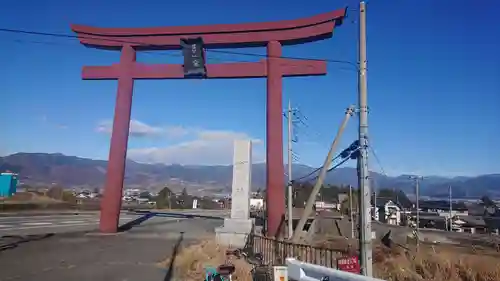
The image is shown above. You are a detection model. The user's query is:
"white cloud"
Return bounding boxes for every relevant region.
[96,119,176,138]
[164,125,190,138]
[96,119,263,165]
[41,115,68,130]
[128,128,263,165]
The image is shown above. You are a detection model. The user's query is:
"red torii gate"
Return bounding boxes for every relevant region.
[71,8,346,236]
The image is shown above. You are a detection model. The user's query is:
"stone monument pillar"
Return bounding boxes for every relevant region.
[215,139,254,248]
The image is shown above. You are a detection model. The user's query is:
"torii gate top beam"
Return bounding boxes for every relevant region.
[71,8,346,50]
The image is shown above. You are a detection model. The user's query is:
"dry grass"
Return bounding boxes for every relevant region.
[373,243,500,281]
[157,239,253,281]
[316,234,500,281]
[158,237,500,281]
[3,192,60,202]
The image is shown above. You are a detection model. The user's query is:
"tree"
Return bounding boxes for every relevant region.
[156,186,173,209]
[292,181,313,208]
[139,191,151,199]
[255,188,263,198]
[62,191,77,204]
[46,186,64,200]
[481,195,495,207]
[340,192,359,215]
[181,187,188,197]
[198,197,221,209]
[377,188,412,209]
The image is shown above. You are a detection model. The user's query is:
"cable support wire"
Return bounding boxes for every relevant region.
[291,139,360,183]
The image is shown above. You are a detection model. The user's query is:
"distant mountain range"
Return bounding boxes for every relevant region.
[1,153,499,198]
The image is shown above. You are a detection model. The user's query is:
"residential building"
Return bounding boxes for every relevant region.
[250,198,264,210]
[418,200,468,216]
[373,198,402,225]
[452,216,488,234]
[315,201,339,211]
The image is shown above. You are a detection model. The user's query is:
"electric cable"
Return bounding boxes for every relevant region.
[0,27,357,69]
[368,143,387,177]
[292,140,360,183]
[368,142,407,207]
[5,37,255,64]
[301,146,360,183]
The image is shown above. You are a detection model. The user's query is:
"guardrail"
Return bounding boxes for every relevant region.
[286,258,386,281]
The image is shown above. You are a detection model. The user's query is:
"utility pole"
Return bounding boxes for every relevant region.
[357,1,373,276]
[287,100,294,239]
[291,105,355,243]
[371,179,377,219]
[409,175,423,249]
[349,184,355,239]
[449,185,452,231]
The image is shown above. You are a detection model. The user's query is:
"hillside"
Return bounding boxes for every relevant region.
[0,153,498,198]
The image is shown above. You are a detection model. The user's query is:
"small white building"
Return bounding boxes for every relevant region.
[314,201,339,211]
[374,199,402,226]
[124,188,141,197]
[250,198,264,210]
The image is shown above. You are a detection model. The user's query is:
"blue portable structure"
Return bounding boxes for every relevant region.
[0,172,18,198]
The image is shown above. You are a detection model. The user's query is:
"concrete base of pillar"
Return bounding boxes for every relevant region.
[215,218,254,248]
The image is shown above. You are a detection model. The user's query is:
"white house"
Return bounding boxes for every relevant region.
[314,201,339,211]
[250,198,264,210]
[373,199,402,226]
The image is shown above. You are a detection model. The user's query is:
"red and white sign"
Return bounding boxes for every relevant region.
[337,256,360,274]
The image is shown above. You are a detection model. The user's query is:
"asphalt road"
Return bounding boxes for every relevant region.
[0,213,141,236]
[0,209,229,236]
[0,216,225,281]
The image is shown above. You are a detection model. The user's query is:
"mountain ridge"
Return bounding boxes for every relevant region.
[1,152,498,198]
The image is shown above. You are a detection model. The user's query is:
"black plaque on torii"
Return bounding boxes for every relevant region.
[181,37,207,78]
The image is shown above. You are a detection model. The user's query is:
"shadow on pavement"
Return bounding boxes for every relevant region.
[118,211,224,233]
[118,213,156,232]
[163,232,184,281]
[126,218,185,229]
[0,233,55,252]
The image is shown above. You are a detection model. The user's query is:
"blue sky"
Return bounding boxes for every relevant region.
[0,0,498,177]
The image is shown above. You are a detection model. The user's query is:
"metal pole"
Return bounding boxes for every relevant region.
[357,1,372,276]
[372,183,377,219]
[416,178,420,249]
[449,185,452,231]
[287,100,294,239]
[349,184,355,239]
[291,106,355,243]
[409,175,423,249]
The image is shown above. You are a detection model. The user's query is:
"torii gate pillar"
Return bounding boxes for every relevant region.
[266,40,284,236]
[99,45,136,232]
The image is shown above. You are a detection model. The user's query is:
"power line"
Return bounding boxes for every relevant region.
[292,140,360,183]
[368,143,406,208]
[285,106,335,150]
[283,107,304,143]
[368,144,387,177]
[0,27,358,69]
[6,37,255,64]
[209,49,358,68]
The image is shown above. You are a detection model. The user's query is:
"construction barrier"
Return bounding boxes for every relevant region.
[286,258,386,281]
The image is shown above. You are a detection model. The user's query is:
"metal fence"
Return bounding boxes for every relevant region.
[247,233,343,268]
